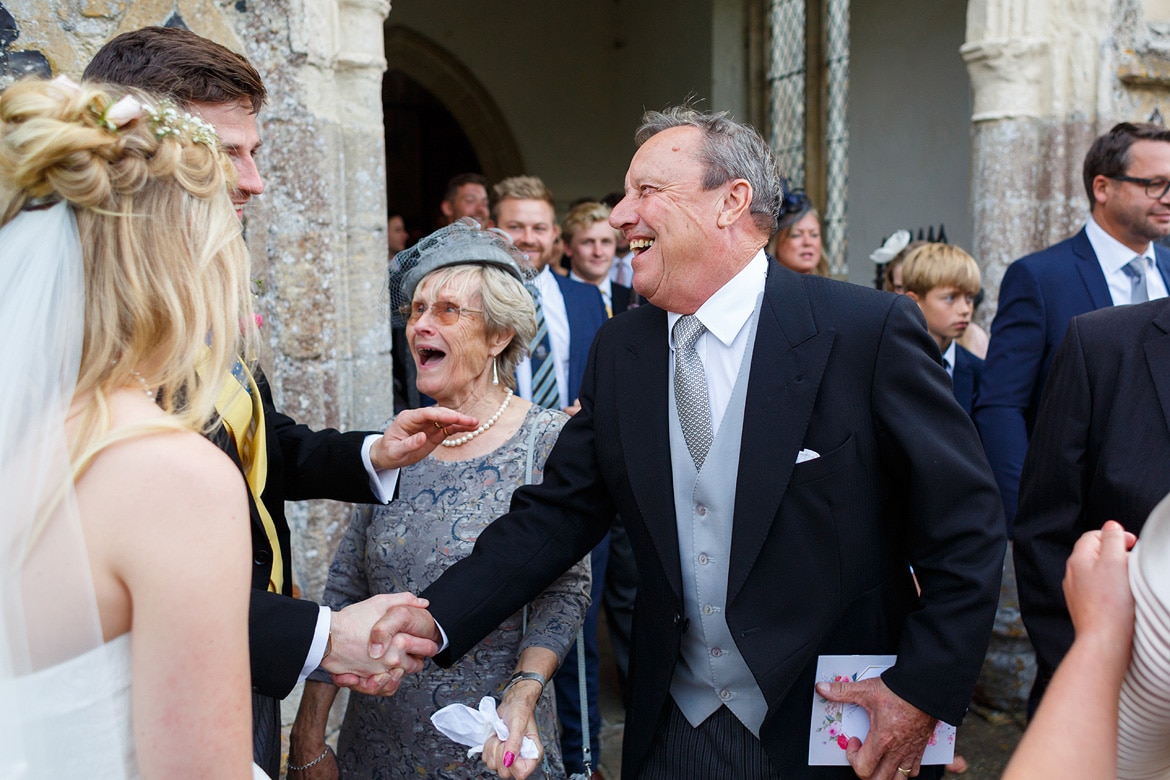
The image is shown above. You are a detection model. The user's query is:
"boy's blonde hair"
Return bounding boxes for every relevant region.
[562,201,615,243]
[900,243,981,297]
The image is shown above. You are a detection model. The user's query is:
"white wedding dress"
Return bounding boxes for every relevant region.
[0,633,269,779]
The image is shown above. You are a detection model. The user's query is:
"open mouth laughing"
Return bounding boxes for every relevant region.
[630,238,655,254]
[416,346,446,366]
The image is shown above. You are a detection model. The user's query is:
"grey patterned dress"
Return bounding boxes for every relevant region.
[322,406,590,779]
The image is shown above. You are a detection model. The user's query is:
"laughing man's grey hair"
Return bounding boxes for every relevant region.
[635,106,784,235]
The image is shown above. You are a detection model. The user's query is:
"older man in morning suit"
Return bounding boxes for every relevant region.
[368,107,1005,780]
[975,123,1170,533]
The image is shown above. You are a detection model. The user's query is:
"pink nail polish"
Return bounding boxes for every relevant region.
[503,751,515,768]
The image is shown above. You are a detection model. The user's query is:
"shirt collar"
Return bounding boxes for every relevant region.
[667,250,768,348]
[941,339,957,374]
[569,271,611,297]
[1086,215,1156,274]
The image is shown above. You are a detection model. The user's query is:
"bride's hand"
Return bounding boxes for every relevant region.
[482,684,543,780]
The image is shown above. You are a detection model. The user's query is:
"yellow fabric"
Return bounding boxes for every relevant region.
[605,300,613,318]
[215,357,284,593]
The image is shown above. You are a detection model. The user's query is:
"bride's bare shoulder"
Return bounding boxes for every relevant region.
[76,390,246,517]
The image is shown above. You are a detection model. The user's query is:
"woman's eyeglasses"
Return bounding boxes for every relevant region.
[400,300,483,326]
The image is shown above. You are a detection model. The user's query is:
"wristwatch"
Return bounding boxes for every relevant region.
[502,670,547,697]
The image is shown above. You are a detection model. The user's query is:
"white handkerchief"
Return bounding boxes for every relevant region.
[430,696,540,759]
[796,448,821,464]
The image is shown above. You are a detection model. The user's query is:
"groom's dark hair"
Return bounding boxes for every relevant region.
[83,26,266,113]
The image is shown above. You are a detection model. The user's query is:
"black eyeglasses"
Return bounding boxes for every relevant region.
[1109,175,1170,200]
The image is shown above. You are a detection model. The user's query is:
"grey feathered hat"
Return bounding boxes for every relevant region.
[389,218,528,322]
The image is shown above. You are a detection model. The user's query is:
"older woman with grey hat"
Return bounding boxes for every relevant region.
[289,220,590,780]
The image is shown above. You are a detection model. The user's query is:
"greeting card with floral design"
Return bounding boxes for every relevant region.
[808,655,956,766]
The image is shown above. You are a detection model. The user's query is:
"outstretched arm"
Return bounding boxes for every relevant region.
[1003,521,1135,780]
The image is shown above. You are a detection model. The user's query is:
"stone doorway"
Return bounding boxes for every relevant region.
[383,24,523,240]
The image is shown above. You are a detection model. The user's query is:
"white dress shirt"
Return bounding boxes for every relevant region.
[1085,216,1169,304]
[609,250,635,288]
[666,251,768,435]
[515,266,572,409]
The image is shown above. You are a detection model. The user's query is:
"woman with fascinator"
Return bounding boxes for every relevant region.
[0,78,267,776]
[770,185,832,277]
[289,220,589,780]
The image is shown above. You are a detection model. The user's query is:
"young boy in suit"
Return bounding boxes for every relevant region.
[902,243,984,417]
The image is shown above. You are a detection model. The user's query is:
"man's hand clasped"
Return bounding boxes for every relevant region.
[814,676,938,779]
[322,594,438,696]
[327,601,442,695]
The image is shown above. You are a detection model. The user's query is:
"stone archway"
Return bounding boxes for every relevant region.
[383,24,523,183]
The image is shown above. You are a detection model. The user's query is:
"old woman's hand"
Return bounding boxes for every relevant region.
[368,406,479,471]
[482,685,543,780]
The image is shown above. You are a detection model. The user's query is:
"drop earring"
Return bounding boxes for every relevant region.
[492,357,499,385]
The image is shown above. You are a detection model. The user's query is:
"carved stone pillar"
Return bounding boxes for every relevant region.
[962,0,1110,326]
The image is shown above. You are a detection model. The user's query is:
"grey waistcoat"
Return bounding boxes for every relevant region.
[667,295,769,736]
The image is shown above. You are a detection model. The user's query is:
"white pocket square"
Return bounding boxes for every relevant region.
[796,448,820,464]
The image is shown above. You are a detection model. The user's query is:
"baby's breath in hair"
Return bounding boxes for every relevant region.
[144,100,218,146]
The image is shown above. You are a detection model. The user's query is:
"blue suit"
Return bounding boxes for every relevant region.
[541,271,606,775]
[951,343,982,418]
[973,228,1170,529]
[550,271,607,402]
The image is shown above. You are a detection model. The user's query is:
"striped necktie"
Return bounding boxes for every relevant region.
[527,283,560,409]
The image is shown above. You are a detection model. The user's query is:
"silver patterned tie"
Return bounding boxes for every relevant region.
[1124,257,1150,304]
[673,315,714,470]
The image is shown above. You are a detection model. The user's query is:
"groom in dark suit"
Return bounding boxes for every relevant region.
[370,106,1005,779]
[1015,297,1170,709]
[975,122,1170,532]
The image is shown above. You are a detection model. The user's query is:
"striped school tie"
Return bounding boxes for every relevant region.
[527,284,560,409]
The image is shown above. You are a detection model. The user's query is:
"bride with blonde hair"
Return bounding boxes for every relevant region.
[0,76,263,777]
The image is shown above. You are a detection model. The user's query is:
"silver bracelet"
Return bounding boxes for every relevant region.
[502,670,547,698]
[287,745,331,772]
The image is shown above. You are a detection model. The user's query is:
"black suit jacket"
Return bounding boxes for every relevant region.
[975,229,1170,527]
[423,266,1005,777]
[1015,298,1170,687]
[214,370,377,698]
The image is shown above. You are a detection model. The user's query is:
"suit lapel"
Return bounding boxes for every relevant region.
[1145,301,1170,440]
[727,268,834,603]
[1155,244,1170,293]
[616,306,684,599]
[1072,229,1114,310]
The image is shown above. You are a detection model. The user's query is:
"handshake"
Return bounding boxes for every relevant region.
[319,593,444,696]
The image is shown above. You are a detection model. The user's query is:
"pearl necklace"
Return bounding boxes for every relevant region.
[441,388,513,447]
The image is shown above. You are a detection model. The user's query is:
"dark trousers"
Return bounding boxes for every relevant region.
[555,533,610,775]
[638,700,781,780]
[252,691,281,778]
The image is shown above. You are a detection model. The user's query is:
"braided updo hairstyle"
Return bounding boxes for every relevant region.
[0,77,256,469]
